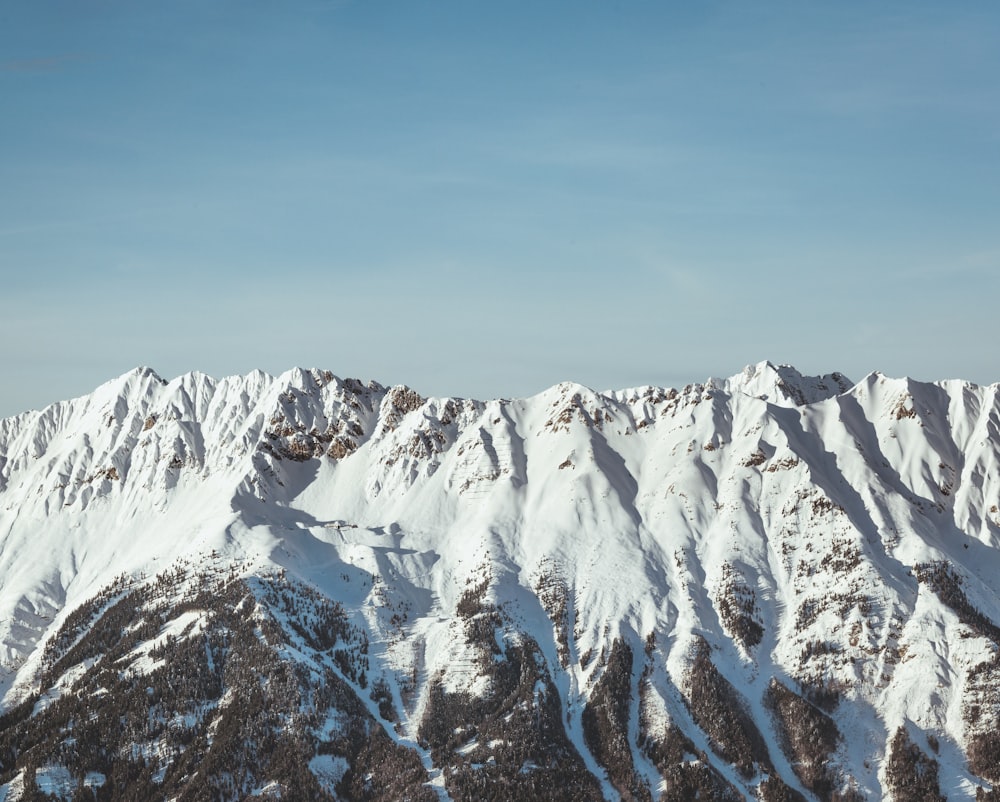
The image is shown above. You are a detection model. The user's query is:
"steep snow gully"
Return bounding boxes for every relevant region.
[1,361,999,800]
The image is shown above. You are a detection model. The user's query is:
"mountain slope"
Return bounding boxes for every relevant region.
[1,362,999,800]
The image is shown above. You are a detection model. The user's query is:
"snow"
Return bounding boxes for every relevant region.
[250,780,283,797]
[0,772,22,801]
[34,765,73,796]
[32,658,95,715]
[84,772,106,788]
[121,609,208,676]
[309,755,349,794]
[2,363,1000,798]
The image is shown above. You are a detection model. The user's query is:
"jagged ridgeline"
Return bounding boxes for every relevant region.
[1,362,1000,800]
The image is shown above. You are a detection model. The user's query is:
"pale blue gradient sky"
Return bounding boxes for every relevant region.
[2,1,998,415]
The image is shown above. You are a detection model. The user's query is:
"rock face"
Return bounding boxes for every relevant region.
[1,361,1000,800]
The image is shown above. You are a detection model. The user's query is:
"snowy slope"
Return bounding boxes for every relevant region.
[1,362,999,800]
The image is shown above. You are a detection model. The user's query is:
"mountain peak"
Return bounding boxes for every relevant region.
[723,360,853,405]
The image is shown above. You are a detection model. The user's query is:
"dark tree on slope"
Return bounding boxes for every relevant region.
[715,562,764,651]
[758,776,808,802]
[581,638,651,802]
[637,674,742,802]
[884,726,945,802]
[914,562,1000,643]
[765,678,843,799]
[0,570,434,802]
[914,561,1000,783]
[419,582,603,802]
[682,637,771,780]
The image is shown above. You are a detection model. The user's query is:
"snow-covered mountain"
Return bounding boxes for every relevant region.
[1,361,999,801]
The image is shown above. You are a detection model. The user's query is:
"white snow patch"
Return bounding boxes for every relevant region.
[309,755,349,794]
[34,765,74,797]
[121,609,208,677]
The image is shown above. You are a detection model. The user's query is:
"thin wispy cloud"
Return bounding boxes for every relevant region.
[1,53,88,73]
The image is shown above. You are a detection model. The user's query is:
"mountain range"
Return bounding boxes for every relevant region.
[1,361,999,801]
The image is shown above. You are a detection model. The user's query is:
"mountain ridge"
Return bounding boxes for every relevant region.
[1,363,999,800]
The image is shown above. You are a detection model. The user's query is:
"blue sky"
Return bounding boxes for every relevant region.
[2,1,998,415]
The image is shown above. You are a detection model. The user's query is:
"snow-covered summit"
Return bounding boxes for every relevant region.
[718,360,853,405]
[1,364,1000,800]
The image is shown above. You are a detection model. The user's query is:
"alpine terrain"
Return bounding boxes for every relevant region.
[1,361,999,801]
